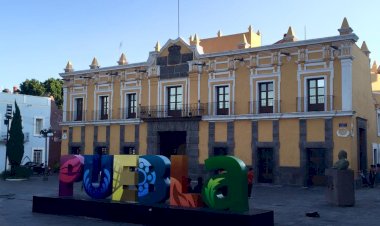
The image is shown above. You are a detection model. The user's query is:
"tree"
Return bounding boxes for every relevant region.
[19,78,63,109]
[6,101,24,172]
[20,79,45,96]
[43,78,63,108]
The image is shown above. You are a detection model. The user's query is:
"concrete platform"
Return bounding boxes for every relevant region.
[33,196,274,226]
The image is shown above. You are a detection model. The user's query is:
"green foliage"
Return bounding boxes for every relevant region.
[1,167,32,179]
[14,166,32,178]
[19,78,63,109]
[44,78,63,108]
[6,101,24,169]
[20,79,46,96]
[202,177,224,208]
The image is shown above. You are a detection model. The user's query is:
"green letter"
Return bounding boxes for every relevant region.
[202,156,248,212]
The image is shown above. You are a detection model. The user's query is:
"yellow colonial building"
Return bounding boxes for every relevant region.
[60,18,380,186]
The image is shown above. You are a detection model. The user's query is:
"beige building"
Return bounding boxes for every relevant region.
[60,18,380,186]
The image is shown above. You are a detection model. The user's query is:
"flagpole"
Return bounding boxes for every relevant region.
[177,0,180,37]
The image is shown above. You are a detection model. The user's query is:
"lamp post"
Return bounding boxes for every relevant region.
[3,104,13,180]
[40,128,53,181]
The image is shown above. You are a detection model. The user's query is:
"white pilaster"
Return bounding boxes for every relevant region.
[63,88,67,122]
[341,58,353,111]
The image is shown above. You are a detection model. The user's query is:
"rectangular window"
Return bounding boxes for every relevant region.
[99,96,109,120]
[33,149,42,164]
[374,149,378,164]
[213,147,228,156]
[167,86,183,117]
[216,86,229,115]
[377,112,380,136]
[123,146,136,154]
[259,82,274,113]
[127,93,137,118]
[35,118,43,135]
[74,98,83,121]
[307,78,325,111]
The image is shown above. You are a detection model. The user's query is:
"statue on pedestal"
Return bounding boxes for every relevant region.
[333,150,349,170]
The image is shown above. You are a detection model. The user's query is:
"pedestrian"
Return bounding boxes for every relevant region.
[248,167,254,198]
[193,177,204,193]
[376,164,380,186]
[187,178,193,193]
[360,170,369,187]
[369,165,376,188]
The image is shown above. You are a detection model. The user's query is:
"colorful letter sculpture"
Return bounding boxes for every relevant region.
[138,155,170,204]
[58,154,249,213]
[202,156,248,212]
[59,155,84,196]
[83,155,113,199]
[170,155,204,207]
[112,155,139,202]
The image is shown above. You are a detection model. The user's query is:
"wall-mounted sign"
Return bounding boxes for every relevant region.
[338,123,348,128]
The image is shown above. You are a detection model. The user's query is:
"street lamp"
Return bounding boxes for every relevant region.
[3,104,13,180]
[40,128,53,181]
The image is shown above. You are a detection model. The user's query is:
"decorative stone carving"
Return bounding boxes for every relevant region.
[248,55,257,69]
[207,60,215,73]
[298,49,306,63]
[228,58,235,70]
[339,41,353,59]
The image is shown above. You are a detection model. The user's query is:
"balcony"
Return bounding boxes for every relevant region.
[297,95,334,112]
[248,100,281,114]
[207,102,236,116]
[63,110,113,122]
[63,110,87,122]
[140,103,208,119]
[119,107,140,119]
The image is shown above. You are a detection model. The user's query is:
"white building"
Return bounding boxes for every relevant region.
[0,93,51,172]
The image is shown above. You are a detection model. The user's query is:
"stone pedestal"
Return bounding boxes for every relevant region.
[325,169,355,206]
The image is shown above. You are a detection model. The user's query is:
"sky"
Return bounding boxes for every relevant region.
[1,0,379,90]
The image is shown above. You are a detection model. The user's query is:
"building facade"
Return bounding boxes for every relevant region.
[0,93,52,171]
[60,18,380,186]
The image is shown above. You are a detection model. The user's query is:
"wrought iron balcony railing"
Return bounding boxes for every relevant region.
[207,102,236,116]
[296,95,334,112]
[248,100,281,114]
[139,103,208,119]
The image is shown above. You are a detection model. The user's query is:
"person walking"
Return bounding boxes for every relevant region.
[248,168,254,198]
[376,164,380,186]
[369,165,376,188]
[193,177,204,193]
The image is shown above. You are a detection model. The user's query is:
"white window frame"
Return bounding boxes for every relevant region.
[255,79,276,114]
[303,75,327,112]
[164,84,184,117]
[98,95,110,120]
[125,92,138,119]
[213,84,231,116]
[34,117,44,136]
[377,110,380,137]
[32,148,43,164]
[73,97,84,121]
[372,143,380,165]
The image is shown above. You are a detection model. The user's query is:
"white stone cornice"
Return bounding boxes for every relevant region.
[60,62,148,77]
[202,111,355,122]
[60,118,141,126]
[201,34,358,59]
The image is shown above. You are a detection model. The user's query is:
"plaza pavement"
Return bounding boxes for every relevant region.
[0,174,379,226]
